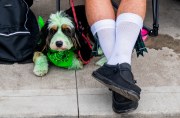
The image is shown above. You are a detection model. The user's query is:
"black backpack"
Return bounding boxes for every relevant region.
[0,0,39,64]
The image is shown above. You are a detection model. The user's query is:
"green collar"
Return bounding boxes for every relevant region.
[47,49,75,68]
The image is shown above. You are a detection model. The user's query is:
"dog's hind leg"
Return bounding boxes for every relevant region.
[33,52,48,77]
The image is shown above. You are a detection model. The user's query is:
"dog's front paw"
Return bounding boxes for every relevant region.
[95,56,107,66]
[33,52,48,77]
[33,65,48,77]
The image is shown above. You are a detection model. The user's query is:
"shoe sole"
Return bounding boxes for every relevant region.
[112,103,138,114]
[92,71,140,101]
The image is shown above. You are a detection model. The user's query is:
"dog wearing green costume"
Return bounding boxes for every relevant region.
[33,6,101,77]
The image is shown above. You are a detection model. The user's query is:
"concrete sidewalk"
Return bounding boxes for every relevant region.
[0,0,180,117]
[0,49,180,118]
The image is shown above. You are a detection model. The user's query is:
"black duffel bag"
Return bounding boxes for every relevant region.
[0,0,39,64]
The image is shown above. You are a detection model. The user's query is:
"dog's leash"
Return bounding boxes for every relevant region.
[69,0,79,29]
[69,0,92,49]
[69,0,92,65]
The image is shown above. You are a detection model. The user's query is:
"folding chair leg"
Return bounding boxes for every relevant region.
[152,0,159,36]
[56,0,60,11]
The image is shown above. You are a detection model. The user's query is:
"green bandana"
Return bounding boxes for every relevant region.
[47,49,75,68]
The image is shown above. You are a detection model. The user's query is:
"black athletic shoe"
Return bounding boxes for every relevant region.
[112,91,138,113]
[92,63,141,101]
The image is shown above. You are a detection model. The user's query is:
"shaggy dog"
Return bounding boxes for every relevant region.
[33,6,98,77]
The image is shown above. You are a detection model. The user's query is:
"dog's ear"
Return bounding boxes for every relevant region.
[61,24,81,49]
[45,25,58,46]
[35,22,50,53]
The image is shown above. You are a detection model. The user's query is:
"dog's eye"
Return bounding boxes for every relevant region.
[49,28,57,35]
[49,26,58,35]
[61,24,74,37]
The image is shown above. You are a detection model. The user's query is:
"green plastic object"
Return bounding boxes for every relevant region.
[38,16,45,30]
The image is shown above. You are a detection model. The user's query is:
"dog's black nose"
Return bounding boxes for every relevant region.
[56,41,63,47]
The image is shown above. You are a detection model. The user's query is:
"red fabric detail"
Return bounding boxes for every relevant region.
[70,0,93,65]
[70,0,79,29]
[82,33,92,49]
[78,50,90,65]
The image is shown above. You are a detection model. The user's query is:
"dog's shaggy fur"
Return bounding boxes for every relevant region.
[33,6,97,76]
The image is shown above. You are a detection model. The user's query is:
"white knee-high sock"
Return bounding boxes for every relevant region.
[108,13,143,65]
[91,19,115,60]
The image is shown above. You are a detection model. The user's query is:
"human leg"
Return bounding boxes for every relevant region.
[108,0,146,65]
[117,0,146,20]
[111,1,146,112]
[85,0,115,26]
[85,0,139,113]
[85,0,115,60]
[92,0,146,101]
